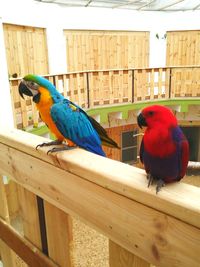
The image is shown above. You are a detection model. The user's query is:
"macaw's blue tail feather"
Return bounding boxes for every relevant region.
[83,143,106,157]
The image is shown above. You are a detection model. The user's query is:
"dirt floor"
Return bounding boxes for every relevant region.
[71,218,109,267]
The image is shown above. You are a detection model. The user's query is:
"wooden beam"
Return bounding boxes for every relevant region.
[0,217,59,267]
[0,129,200,267]
[0,128,200,229]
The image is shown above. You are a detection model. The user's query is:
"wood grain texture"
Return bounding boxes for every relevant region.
[44,201,72,267]
[166,30,200,66]
[0,129,200,267]
[64,30,149,71]
[0,217,59,267]
[3,24,49,78]
[0,175,17,267]
[109,241,150,267]
[17,187,42,250]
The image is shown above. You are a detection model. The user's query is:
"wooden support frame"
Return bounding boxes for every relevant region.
[0,129,199,267]
[0,216,59,267]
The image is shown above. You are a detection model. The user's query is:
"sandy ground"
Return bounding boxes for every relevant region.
[71,218,109,267]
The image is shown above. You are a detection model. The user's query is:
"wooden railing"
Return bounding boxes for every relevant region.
[0,128,200,267]
[9,66,200,129]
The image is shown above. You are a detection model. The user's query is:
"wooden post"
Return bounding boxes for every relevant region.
[0,175,17,267]
[44,201,73,267]
[17,187,42,249]
[109,241,150,267]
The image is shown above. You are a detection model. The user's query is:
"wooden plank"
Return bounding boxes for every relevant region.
[134,70,139,101]
[44,202,72,267]
[89,72,94,107]
[17,187,42,249]
[109,71,114,104]
[0,216,59,267]
[5,180,20,219]
[109,241,150,267]
[98,71,104,105]
[0,175,17,267]
[150,69,155,100]
[128,70,133,102]
[0,128,199,230]
[158,68,163,98]
[119,70,124,102]
[0,131,200,267]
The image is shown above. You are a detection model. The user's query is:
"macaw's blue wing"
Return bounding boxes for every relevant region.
[50,100,105,156]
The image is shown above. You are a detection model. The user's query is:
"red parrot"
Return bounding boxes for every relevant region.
[137,105,189,193]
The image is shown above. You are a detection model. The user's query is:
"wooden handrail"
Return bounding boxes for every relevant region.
[0,128,200,267]
[8,65,200,80]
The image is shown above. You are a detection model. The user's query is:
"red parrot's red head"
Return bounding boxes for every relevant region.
[137,105,177,129]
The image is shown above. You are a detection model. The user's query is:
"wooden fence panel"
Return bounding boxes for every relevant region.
[171,67,200,97]
[64,30,149,71]
[166,30,200,66]
[3,24,49,78]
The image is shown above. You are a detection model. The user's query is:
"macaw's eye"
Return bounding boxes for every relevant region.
[27,81,38,90]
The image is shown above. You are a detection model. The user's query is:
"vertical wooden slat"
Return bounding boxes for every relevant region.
[17,187,42,249]
[89,72,94,108]
[150,69,155,100]
[44,202,72,267]
[128,70,133,103]
[63,74,69,98]
[109,241,150,267]
[119,70,124,102]
[109,71,114,104]
[98,71,104,105]
[134,70,138,102]
[0,175,17,267]
[141,69,147,101]
[158,68,163,98]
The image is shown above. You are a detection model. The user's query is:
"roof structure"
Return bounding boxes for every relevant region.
[34,0,200,11]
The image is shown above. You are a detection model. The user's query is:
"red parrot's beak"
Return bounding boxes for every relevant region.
[137,113,147,128]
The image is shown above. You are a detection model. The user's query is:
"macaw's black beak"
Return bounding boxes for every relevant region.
[137,113,147,129]
[18,81,33,99]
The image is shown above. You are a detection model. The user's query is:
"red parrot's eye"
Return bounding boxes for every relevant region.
[148,111,154,116]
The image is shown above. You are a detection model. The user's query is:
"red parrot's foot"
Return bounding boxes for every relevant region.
[147,174,165,194]
[47,145,76,155]
[36,140,63,150]
[156,179,165,194]
[147,173,154,187]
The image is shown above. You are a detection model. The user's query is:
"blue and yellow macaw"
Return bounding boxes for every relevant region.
[18,74,119,156]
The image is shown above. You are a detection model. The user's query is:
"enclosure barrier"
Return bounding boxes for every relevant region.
[0,128,200,267]
[9,65,200,129]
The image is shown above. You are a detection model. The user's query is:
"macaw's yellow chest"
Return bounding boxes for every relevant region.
[35,87,65,141]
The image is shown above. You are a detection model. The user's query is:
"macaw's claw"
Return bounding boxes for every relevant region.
[36,140,63,150]
[147,173,154,187]
[47,145,76,155]
[156,179,165,194]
